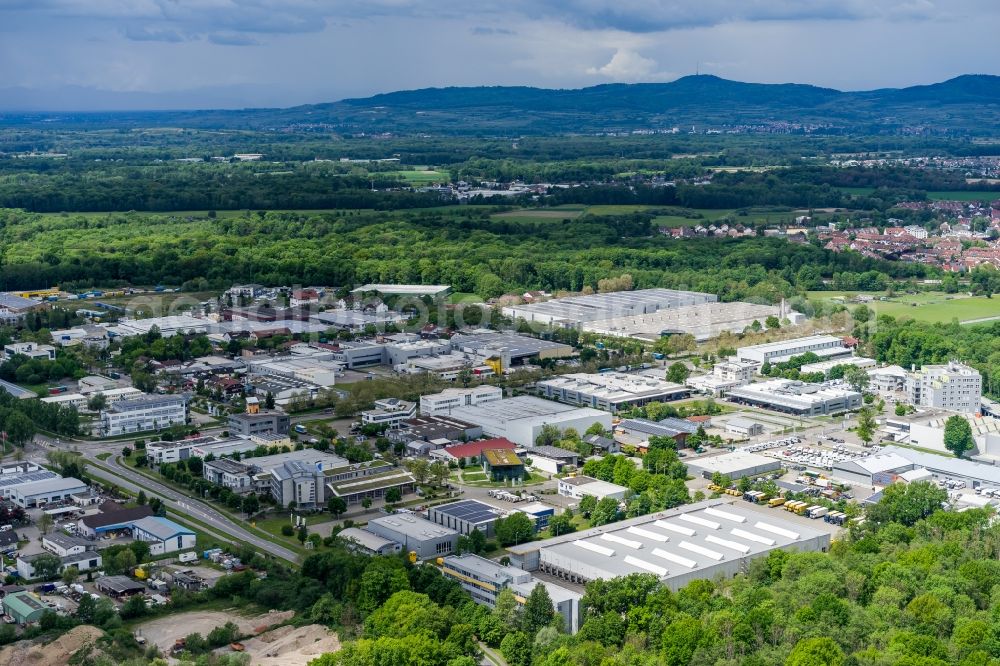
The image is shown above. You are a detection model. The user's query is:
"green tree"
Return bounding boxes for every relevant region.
[535,424,561,448]
[856,407,877,446]
[358,558,411,614]
[590,497,621,527]
[31,553,61,580]
[786,637,845,666]
[578,494,597,517]
[500,631,533,666]
[867,480,948,527]
[327,496,347,518]
[522,583,555,634]
[666,362,690,384]
[895,402,907,416]
[843,365,870,394]
[495,512,534,546]
[385,487,402,503]
[37,512,53,535]
[61,566,79,586]
[944,414,975,458]
[548,511,576,537]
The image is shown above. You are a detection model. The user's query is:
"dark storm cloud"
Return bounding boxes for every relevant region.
[0,0,996,110]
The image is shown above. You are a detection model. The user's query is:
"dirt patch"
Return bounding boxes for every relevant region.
[0,625,105,666]
[237,624,341,666]
[137,609,295,654]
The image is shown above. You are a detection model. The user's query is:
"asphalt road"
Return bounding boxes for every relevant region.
[30,434,300,564]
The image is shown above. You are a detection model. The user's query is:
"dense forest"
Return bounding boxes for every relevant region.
[0,207,927,296]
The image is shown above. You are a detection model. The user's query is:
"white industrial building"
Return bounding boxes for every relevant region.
[146,435,259,465]
[505,499,830,591]
[99,394,187,436]
[867,365,909,398]
[447,396,612,447]
[686,359,758,397]
[557,476,628,501]
[366,514,459,559]
[350,284,451,298]
[687,451,781,480]
[4,342,56,361]
[584,301,785,342]
[906,361,982,414]
[536,373,689,413]
[108,315,210,338]
[833,445,1000,492]
[248,354,342,387]
[880,412,1000,456]
[736,335,852,365]
[420,386,504,416]
[10,476,88,508]
[502,289,717,327]
[130,516,197,555]
[799,356,876,376]
[361,398,417,428]
[727,379,862,416]
[40,393,88,411]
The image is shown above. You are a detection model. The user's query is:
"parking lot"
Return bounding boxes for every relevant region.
[739,435,876,472]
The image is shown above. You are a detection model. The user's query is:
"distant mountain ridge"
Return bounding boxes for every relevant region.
[4,74,1000,134]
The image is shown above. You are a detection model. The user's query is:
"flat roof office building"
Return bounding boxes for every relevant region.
[440,553,582,633]
[736,335,851,365]
[366,514,459,560]
[536,373,689,413]
[99,394,187,437]
[448,396,612,448]
[727,379,861,416]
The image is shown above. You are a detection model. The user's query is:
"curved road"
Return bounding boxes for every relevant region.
[89,452,300,564]
[30,433,299,564]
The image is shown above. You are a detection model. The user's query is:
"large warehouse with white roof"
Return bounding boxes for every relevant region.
[505,499,830,591]
[447,396,611,447]
[502,289,717,327]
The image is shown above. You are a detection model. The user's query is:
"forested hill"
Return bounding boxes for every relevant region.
[5,74,1000,135]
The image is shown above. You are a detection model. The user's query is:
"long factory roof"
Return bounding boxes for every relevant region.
[509,498,829,579]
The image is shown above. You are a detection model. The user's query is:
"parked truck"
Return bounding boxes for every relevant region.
[807,506,829,519]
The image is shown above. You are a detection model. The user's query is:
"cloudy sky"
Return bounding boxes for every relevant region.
[0,0,998,110]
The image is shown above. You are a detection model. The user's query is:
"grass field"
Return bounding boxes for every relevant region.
[388,169,450,185]
[926,191,999,201]
[806,290,1000,323]
[448,292,484,304]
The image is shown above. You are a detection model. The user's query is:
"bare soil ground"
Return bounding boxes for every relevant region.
[237,623,341,666]
[137,608,295,654]
[0,625,105,666]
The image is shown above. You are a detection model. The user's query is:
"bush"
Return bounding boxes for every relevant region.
[281,524,294,537]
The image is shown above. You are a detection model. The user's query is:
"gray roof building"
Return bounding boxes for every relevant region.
[366,514,459,560]
[506,498,830,591]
